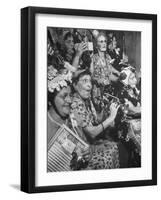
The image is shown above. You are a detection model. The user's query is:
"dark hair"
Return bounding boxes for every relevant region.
[63,32,74,41]
[72,70,91,85]
[81,52,92,69]
[107,33,117,45]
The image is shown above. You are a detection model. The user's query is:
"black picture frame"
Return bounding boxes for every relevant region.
[21,6,157,193]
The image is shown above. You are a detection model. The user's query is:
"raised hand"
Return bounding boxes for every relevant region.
[109,102,120,120]
[75,42,88,57]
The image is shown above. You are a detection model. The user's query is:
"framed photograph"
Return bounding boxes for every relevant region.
[21,6,157,193]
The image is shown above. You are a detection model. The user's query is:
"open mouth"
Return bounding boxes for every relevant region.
[64,104,70,109]
[86,89,91,93]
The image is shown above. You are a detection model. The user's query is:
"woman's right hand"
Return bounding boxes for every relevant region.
[109,102,120,121]
[75,42,87,57]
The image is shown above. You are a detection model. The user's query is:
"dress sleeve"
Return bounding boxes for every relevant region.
[71,98,93,128]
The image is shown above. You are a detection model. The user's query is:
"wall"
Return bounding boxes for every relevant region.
[124,32,141,71]
[0,0,160,200]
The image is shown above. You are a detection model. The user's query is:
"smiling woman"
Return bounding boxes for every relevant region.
[47,66,73,145]
[48,86,72,143]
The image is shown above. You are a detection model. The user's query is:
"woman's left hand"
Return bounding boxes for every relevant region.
[81,147,92,162]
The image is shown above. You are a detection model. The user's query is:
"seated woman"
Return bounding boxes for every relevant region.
[71,70,120,169]
[121,67,141,163]
[47,66,72,145]
[90,32,120,113]
[111,67,141,167]
[107,33,128,72]
[47,66,93,172]
[90,32,120,85]
[61,31,88,70]
[61,31,75,64]
[114,67,141,114]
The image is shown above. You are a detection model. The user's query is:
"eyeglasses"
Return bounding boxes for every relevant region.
[98,40,107,43]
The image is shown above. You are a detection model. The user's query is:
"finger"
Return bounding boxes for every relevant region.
[82,43,88,48]
[84,154,91,161]
[113,102,117,107]
[110,102,115,106]
[81,147,89,153]
[116,104,120,111]
[111,102,117,108]
[82,149,90,155]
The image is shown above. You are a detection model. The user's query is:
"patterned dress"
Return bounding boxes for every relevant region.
[71,93,120,169]
[92,53,113,86]
[109,81,141,167]
[91,53,114,113]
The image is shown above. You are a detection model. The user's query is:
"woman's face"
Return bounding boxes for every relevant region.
[64,36,74,51]
[53,86,72,117]
[128,73,137,88]
[75,75,92,100]
[97,35,107,52]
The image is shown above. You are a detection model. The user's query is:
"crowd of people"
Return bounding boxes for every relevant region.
[47,28,141,172]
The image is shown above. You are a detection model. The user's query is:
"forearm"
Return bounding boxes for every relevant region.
[83,116,114,139]
[72,54,80,69]
[111,66,120,76]
[90,58,94,74]
[129,106,141,114]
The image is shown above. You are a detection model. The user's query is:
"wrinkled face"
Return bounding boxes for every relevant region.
[64,36,74,51]
[97,35,107,52]
[128,73,137,88]
[54,86,72,117]
[75,75,92,100]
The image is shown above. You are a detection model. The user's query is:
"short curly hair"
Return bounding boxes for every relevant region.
[72,70,91,85]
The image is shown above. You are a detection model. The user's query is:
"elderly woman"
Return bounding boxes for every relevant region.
[47,66,93,172]
[113,67,141,113]
[71,70,120,169]
[47,67,72,144]
[90,32,120,85]
[90,32,120,113]
[111,67,141,167]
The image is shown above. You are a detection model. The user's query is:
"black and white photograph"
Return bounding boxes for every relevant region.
[20,7,157,193]
[47,27,141,172]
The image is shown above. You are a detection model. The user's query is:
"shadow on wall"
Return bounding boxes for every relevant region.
[124,32,141,72]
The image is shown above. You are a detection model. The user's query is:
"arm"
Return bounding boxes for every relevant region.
[129,105,141,114]
[124,99,141,114]
[83,115,114,139]
[72,54,81,69]
[89,54,94,74]
[83,103,119,139]
[111,66,120,76]
[72,42,87,68]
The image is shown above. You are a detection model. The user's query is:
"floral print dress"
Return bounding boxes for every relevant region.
[92,53,113,86]
[71,93,120,169]
[91,53,114,113]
